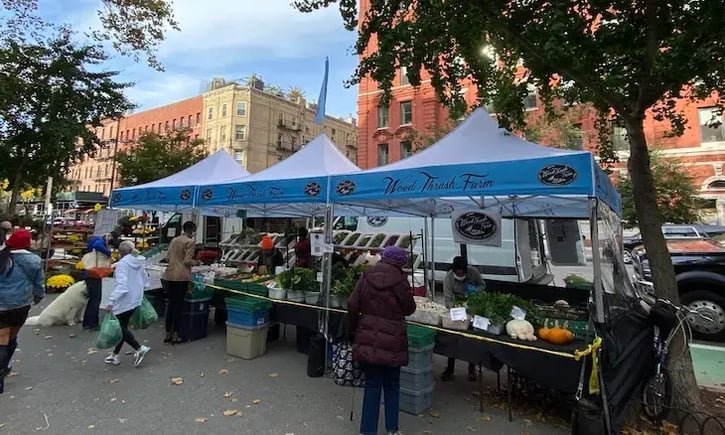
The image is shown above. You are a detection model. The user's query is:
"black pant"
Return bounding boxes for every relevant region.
[83,278,102,328]
[114,309,140,354]
[165,281,187,334]
[446,357,475,373]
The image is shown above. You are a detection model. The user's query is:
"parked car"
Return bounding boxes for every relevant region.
[632,238,725,342]
[622,224,725,264]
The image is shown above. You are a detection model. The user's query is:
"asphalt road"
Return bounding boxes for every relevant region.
[1,300,568,435]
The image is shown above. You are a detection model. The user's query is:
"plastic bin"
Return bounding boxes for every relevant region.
[226,322,269,360]
[183,297,212,314]
[227,307,269,327]
[225,296,273,313]
[407,324,436,348]
[399,383,434,415]
[179,310,210,342]
[405,343,435,370]
[246,282,269,298]
[400,365,434,391]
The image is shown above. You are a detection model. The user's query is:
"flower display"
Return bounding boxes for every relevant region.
[46,274,75,290]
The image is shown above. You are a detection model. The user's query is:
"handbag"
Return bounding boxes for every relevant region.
[332,341,365,387]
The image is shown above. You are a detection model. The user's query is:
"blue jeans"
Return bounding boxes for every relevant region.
[360,365,400,435]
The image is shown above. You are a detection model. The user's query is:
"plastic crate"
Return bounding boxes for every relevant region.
[399,383,434,415]
[226,322,268,360]
[566,320,595,340]
[407,324,436,348]
[228,307,269,327]
[179,310,210,342]
[400,365,434,391]
[214,278,246,292]
[405,343,435,370]
[183,297,212,314]
[225,296,273,313]
[246,283,269,298]
[188,286,215,300]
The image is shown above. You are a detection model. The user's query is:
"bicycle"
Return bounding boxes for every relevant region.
[638,294,712,420]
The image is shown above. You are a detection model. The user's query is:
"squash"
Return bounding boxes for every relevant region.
[506,319,537,341]
[538,319,551,340]
[545,320,575,345]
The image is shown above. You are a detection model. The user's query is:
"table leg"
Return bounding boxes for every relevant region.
[478,364,484,413]
[507,366,513,422]
[497,370,501,392]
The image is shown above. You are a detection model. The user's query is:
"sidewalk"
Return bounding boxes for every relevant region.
[691,342,725,390]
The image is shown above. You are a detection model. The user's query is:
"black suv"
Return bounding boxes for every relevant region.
[623,224,725,264]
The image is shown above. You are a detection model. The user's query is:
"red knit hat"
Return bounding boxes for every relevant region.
[6,229,32,250]
[261,235,274,250]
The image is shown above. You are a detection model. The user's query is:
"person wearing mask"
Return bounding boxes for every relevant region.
[102,241,151,367]
[162,221,200,344]
[0,230,45,394]
[348,246,416,435]
[257,235,284,275]
[294,227,312,268]
[81,233,113,330]
[441,256,486,382]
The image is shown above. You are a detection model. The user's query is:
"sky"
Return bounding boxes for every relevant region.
[37,0,360,119]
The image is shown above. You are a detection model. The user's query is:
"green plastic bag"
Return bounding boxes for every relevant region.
[95,313,122,350]
[130,297,159,329]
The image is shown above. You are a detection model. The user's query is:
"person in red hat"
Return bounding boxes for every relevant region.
[0,230,45,394]
[256,235,284,275]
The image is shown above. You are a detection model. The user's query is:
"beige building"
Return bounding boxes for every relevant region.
[202,77,358,173]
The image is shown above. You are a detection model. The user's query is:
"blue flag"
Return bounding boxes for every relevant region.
[314,57,329,125]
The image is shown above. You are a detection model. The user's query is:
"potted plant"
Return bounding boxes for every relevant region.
[277,268,316,303]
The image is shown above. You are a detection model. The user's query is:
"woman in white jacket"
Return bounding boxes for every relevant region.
[103,241,150,367]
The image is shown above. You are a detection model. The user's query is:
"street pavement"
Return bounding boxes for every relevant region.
[1,299,568,435]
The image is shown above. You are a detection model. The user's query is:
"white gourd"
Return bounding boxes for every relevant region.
[506,319,537,341]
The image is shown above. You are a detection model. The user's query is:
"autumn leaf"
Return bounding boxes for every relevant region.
[194,417,208,423]
[224,392,233,398]
[252,399,261,405]
[110,379,120,384]
[218,369,229,375]
[223,409,239,417]
[268,373,279,378]
[171,377,184,385]
[429,410,441,418]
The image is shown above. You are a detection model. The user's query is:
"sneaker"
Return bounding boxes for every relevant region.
[104,353,121,366]
[387,431,403,435]
[441,368,454,382]
[133,345,150,367]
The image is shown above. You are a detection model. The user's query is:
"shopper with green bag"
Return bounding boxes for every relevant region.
[130,297,158,329]
[101,241,151,367]
[95,313,122,349]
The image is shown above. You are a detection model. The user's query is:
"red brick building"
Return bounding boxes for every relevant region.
[356,0,725,222]
[67,96,203,196]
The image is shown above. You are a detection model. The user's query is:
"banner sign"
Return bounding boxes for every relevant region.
[451,208,502,247]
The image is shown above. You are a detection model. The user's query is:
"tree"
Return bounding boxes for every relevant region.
[294,0,725,411]
[618,152,702,228]
[115,129,207,186]
[404,119,461,153]
[0,30,132,213]
[0,0,179,71]
[287,86,306,102]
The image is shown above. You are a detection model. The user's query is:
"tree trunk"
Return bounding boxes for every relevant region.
[7,168,23,217]
[626,118,702,412]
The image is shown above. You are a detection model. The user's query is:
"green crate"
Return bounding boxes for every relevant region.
[407,324,436,348]
[189,286,215,300]
[214,278,246,292]
[246,282,269,297]
[225,296,273,313]
[566,320,595,341]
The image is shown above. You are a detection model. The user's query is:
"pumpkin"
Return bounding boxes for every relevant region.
[545,320,575,345]
[538,319,551,340]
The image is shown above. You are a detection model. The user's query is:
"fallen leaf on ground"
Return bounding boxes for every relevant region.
[43,336,52,339]
[429,410,440,418]
[231,398,239,403]
[171,377,184,385]
[110,398,117,402]
[252,399,261,405]
[481,415,491,421]
[33,329,40,335]
[118,418,127,423]
[87,348,98,355]
[25,386,32,391]
[8,372,17,377]
[69,333,76,338]
[523,419,532,426]
[110,379,120,384]
[268,373,279,378]
[245,405,252,408]
[224,392,233,398]
[194,417,208,423]
[223,409,239,416]
[218,369,229,375]
[88,425,95,429]
[200,371,205,377]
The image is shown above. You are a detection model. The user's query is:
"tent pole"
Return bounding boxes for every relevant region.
[589,199,605,324]
[430,217,436,300]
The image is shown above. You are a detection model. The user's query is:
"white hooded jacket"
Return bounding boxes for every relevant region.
[108,254,149,315]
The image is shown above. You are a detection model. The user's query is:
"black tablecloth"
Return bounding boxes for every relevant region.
[270,303,345,335]
[434,329,585,393]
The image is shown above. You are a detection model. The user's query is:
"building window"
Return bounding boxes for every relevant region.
[400,141,413,159]
[164,121,169,131]
[305,123,310,134]
[291,136,297,148]
[303,136,309,144]
[291,116,298,129]
[235,125,246,140]
[196,113,201,125]
[207,107,213,120]
[378,144,389,166]
[565,124,584,150]
[172,119,177,129]
[277,133,283,147]
[222,104,227,117]
[523,85,538,110]
[278,112,284,126]
[109,126,114,138]
[237,101,247,116]
[400,66,410,86]
[377,106,389,129]
[179,118,184,128]
[206,129,212,141]
[220,126,227,142]
[132,128,136,139]
[331,128,336,141]
[699,107,725,143]
[611,123,629,151]
[120,132,125,142]
[234,151,244,164]
[400,101,412,125]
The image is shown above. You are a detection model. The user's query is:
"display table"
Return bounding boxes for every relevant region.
[270,302,345,336]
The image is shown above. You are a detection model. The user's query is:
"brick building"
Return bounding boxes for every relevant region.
[67,96,203,196]
[356,0,725,222]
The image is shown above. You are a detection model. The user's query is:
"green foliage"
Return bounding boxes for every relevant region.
[563,274,594,290]
[331,265,368,297]
[465,291,541,326]
[0,0,179,71]
[0,30,132,210]
[276,267,317,292]
[617,152,702,228]
[114,129,207,186]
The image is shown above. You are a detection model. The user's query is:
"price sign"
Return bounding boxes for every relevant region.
[473,315,490,330]
[510,305,527,320]
[449,307,468,322]
[316,272,323,282]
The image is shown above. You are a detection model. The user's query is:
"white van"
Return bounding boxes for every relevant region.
[333,216,551,284]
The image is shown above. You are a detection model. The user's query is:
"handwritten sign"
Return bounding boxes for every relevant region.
[449,307,468,322]
[473,315,490,331]
[510,305,527,320]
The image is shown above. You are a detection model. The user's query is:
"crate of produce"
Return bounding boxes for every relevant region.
[225,296,273,313]
[406,309,442,326]
[400,365,434,391]
[565,320,595,340]
[246,282,269,298]
[406,343,435,369]
[407,324,436,348]
[441,313,471,331]
[183,297,212,314]
[188,286,215,300]
[226,322,269,360]
[399,383,434,415]
[227,307,269,327]
[179,310,210,342]
[535,304,589,321]
[214,278,247,292]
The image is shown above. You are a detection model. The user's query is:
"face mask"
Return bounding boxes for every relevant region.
[453,273,466,281]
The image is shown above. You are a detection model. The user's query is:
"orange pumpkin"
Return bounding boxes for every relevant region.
[538,319,551,340]
[545,320,575,345]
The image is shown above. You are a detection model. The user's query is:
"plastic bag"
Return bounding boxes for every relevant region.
[95,313,122,349]
[130,297,159,329]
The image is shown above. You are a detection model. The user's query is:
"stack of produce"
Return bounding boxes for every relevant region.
[406,297,446,326]
[400,324,436,415]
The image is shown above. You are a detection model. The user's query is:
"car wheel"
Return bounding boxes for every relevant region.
[623,249,633,264]
[679,290,725,342]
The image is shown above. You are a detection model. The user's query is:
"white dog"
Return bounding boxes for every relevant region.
[25,281,89,327]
